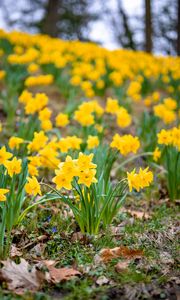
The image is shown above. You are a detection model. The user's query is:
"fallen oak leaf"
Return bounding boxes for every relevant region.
[97,248,115,262]
[112,246,143,258]
[121,208,150,220]
[50,268,81,283]
[42,261,81,283]
[0,259,44,294]
[98,246,143,262]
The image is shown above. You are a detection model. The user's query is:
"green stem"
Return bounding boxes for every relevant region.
[4,230,12,258]
[114,152,153,171]
[0,207,6,259]
[174,151,180,199]
[17,195,60,224]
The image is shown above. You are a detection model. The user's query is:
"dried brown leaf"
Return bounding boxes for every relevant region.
[0,259,44,294]
[42,261,81,283]
[49,267,81,283]
[122,208,150,220]
[98,246,143,262]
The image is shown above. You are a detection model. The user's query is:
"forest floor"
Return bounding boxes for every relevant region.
[0,196,179,300]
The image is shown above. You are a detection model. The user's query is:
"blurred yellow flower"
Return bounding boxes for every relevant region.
[153,147,161,162]
[25,176,41,196]
[0,146,13,166]
[9,137,24,150]
[56,113,69,127]
[87,135,99,149]
[127,167,153,192]
[0,189,9,201]
[5,157,22,177]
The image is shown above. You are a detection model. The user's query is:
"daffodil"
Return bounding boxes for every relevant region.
[127,168,153,192]
[0,146,13,166]
[153,147,161,162]
[105,98,119,114]
[5,157,22,177]
[110,134,140,156]
[39,107,52,121]
[157,129,172,146]
[163,98,177,110]
[25,74,53,87]
[9,136,24,150]
[87,135,99,149]
[76,153,97,171]
[28,131,48,152]
[25,176,41,196]
[55,113,69,127]
[0,188,9,201]
[58,156,77,177]
[78,168,97,187]
[116,108,132,128]
[52,170,72,190]
[28,163,39,177]
[19,90,33,105]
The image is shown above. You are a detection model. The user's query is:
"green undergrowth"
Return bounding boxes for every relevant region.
[1,202,179,300]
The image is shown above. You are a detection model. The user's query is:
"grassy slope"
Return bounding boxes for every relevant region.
[0,89,179,300]
[0,198,179,300]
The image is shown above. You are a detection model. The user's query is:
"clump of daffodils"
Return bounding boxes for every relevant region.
[127,81,141,102]
[105,98,132,128]
[154,98,177,125]
[25,74,53,87]
[19,91,49,115]
[127,167,153,192]
[110,134,140,156]
[74,100,104,127]
[57,136,82,153]
[157,127,180,150]
[39,107,53,131]
[156,127,180,200]
[53,152,97,190]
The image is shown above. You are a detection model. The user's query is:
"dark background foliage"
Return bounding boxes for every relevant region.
[0,0,179,55]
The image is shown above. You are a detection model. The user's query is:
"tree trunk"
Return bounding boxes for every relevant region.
[145,0,152,53]
[177,0,180,55]
[118,0,136,50]
[42,0,59,37]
